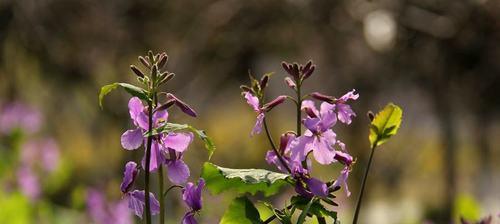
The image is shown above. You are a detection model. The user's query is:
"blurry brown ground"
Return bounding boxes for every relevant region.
[0,0,499,223]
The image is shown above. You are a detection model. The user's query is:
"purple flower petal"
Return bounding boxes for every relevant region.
[289,135,314,163]
[265,150,289,173]
[339,89,359,102]
[303,117,321,133]
[333,168,351,197]
[182,212,198,224]
[128,190,160,219]
[319,102,337,130]
[17,166,40,201]
[305,177,328,197]
[121,128,144,150]
[337,103,356,125]
[334,150,353,166]
[312,137,335,165]
[153,110,168,127]
[244,92,260,112]
[120,161,139,193]
[141,141,164,172]
[251,113,264,136]
[182,179,205,211]
[167,159,190,184]
[128,97,149,130]
[301,100,319,116]
[163,132,194,153]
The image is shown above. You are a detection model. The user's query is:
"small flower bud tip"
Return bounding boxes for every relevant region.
[130,65,145,78]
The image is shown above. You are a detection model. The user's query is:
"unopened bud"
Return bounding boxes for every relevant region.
[151,65,158,81]
[159,73,175,85]
[154,99,176,113]
[284,77,296,89]
[148,50,155,63]
[311,92,334,103]
[260,74,269,89]
[139,56,150,68]
[240,85,252,93]
[367,111,374,121]
[263,95,287,112]
[281,62,291,74]
[292,63,300,79]
[167,93,198,117]
[157,53,168,69]
[130,65,145,78]
[303,60,312,73]
[304,107,318,118]
[279,132,296,154]
[302,65,315,80]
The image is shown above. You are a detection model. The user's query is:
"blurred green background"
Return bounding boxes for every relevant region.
[0,0,499,223]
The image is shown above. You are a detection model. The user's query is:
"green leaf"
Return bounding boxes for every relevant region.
[98,83,149,108]
[201,162,292,197]
[369,103,403,148]
[220,197,262,224]
[291,196,337,219]
[146,123,216,160]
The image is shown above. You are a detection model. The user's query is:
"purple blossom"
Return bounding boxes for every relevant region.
[0,102,41,134]
[243,92,286,136]
[335,89,359,124]
[120,161,139,193]
[332,167,351,197]
[289,100,338,165]
[182,179,205,224]
[21,139,60,172]
[162,132,194,184]
[87,189,132,224]
[17,166,40,201]
[126,190,160,219]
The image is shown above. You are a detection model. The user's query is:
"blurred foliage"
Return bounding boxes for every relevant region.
[0,0,499,223]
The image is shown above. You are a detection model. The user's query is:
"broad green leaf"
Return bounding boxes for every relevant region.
[220,197,262,224]
[146,123,216,160]
[369,103,403,148]
[98,83,149,108]
[291,196,337,220]
[201,162,292,197]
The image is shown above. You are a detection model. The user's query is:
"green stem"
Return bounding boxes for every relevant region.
[144,100,154,224]
[263,117,292,174]
[296,84,302,135]
[352,144,377,224]
[158,165,165,224]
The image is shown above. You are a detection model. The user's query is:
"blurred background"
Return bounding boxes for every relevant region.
[0,0,499,223]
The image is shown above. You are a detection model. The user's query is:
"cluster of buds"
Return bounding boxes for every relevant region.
[131,52,175,90]
[282,60,315,90]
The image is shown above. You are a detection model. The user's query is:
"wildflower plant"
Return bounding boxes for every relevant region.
[99,51,403,224]
[99,51,214,224]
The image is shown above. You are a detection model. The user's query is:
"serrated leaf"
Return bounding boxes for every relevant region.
[98,83,149,108]
[369,103,403,148]
[145,123,216,160]
[201,162,292,197]
[220,197,262,224]
[291,196,337,219]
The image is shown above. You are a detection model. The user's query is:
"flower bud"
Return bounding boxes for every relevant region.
[262,95,287,112]
[304,107,318,118]
[120,161,139,193]
[367,111,374,121]
[138,56,150,68]
[151,65,158,82]
[292,63,300,79]
[302,65,315,80]
[157,53,168,69]
[159,73,175,85]
[240,85,252,93]
[279,132,296,154]
[260,74,270,89]
[130,65,145,78]
[148,50,155,63]
[311,92,335,103]
[284,77,296,89]
[167,93,198,117]
[154,99,176,113]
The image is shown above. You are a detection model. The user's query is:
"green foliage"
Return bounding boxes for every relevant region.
[454,194,481,221]
[146,122,216,160]
[98,82,149,108]
[201,162,292,197]
[369,103,403,148]
[291,196,337,220]
[296,197,315,224]
[220,196,262,224]
[0,192,31,224]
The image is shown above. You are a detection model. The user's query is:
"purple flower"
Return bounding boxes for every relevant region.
[0,102,41,134]
[243,92,286,136]
[332,167,351,197]
[304,177,329,197]
[17,166,40,201]
[87,189,132,224]
[335,89,359,125]
[21,139,60,172]
[182,179,205,224]
[120,162,139,193]
[162,132,194,184]
[126,190,161,219]
[289,100,338,165]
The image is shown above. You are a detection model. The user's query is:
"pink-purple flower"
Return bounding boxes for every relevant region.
[87,189,132,224]
[243,92,286,136]
[335,89,359,125]
[182,179,205,224]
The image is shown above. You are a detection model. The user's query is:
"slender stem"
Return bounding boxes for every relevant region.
[158,165,165,224]
[296,83,302,135]
[163,185,183,197]
[263,117,292,174]
[352,144,377,224]
[144,100,154,224]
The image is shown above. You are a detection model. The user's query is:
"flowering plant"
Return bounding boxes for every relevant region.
[99,51,403,224]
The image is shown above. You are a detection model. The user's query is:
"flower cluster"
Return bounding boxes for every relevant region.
[243,60,358,202]
[101,51,205,223]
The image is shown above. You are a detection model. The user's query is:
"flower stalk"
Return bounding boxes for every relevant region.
[352,143,377,224]
[144,99,154,224]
